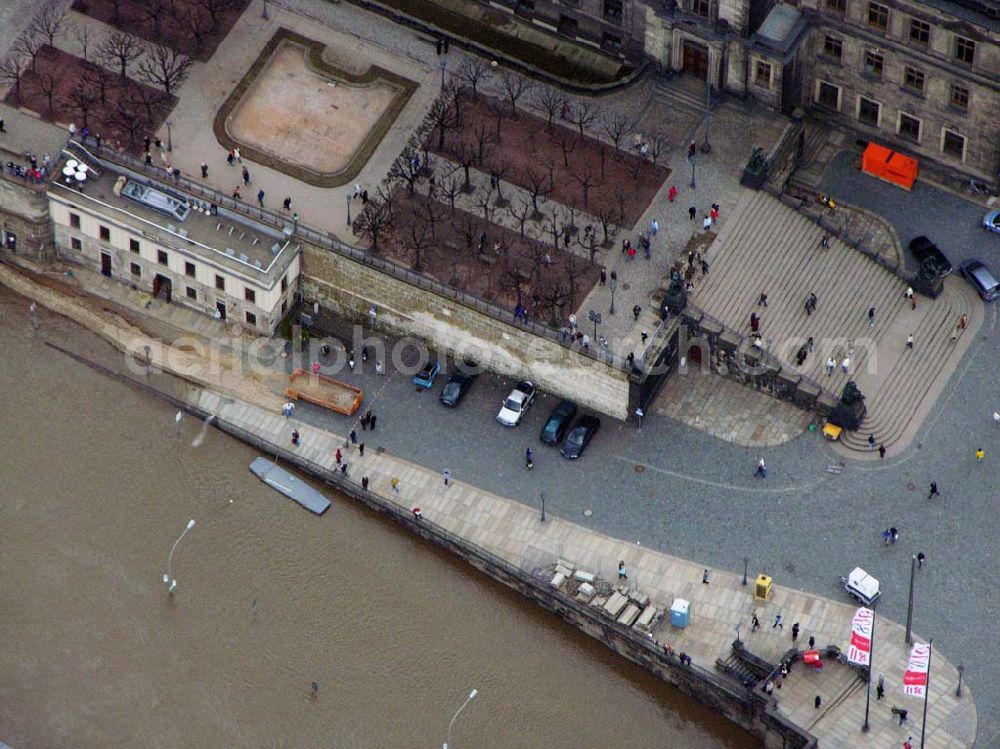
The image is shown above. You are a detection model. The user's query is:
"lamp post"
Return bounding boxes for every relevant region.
[163,518,196,594]
[440,59,448,88]
[905,554,916,644]
[700,83,712,154]
[540,491,546,522]
[956,664,964,697]
[166,120,173,152]
[688,153,696,190]
[634,407,644,430]
[588,309,601,340]
[346,193,352,226]
[262,0,269,19]
[742,556,749,586]
[443,688,478,749]
[608,276,617,315]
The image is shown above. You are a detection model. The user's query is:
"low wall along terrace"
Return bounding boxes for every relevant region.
[300,243,632,420]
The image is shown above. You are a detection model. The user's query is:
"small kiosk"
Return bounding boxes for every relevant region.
[670,598,690,628]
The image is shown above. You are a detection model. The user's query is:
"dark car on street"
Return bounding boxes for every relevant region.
[439,370,477,407]
[540,400,578,445]
[908,236,953,277]
[958,258,1000,301]
[560,415,600,459]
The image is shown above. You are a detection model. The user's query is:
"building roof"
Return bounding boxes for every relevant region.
[48,151,297,288]
[754,3,807,54]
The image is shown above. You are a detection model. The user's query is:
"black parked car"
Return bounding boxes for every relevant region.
[439,370,477,407]
[540,400,578,445]
[909,236,953,277]
[560,415,601,459]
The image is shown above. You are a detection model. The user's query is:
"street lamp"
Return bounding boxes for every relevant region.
[166,120,173,152]
[540,491,546,522]
[163,518,196,594]
[608,276,617,315]
[440,59,448,88]
[443,688,478,749]
[905,554,916,644]
[588,309,601,340]
[262,0,269,19]
[742,556,749,586]
[688,153,696,190]
[346,192,352,226]
[956,664,964,697]
[700,84,712,154]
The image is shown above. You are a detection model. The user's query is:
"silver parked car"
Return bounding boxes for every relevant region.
[958,259,1000,301]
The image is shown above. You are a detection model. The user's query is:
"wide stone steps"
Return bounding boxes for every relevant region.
[691,190,975,453]
[652,75,712,117]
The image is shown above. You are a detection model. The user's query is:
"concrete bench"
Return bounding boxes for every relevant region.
[617,603,641,626]
[550,572,566,588]
[603,591,628,618]
[635,605,659,630]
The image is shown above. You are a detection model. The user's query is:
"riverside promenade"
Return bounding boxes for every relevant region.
[0,263,977,748]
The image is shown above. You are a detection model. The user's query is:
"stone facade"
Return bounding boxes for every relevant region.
[0,175,53,261]
[299,243,632,419]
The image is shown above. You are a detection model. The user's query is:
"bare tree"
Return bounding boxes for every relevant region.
[110,99,150,150]
[471,121,494,166]
[473,186,494,222]
[184,8,215,53]
[197,0,235,31]
[602,113,631,156]
[354,197,392,252]
[389,146,422,195]
[0,55,28,104]
[440,175,461,212]
[612,184,629,225]
[581,226,599,262]
[533,87,562,131]
[444,80,465,129]
[572,165,597,210]
[455,58,490,96]
[563,255,583,311]
[407,217,433,273]
[569,100,597,137]
[500,71,532,115]
[31,69,60,116]
[500,263,528,308]
[426,96,455,150]
[488,98,505,143]
[137,43,192,96]
[507,200,531,236]
[546,209,564,249]
[555,129,577,169]
[523,167,551,218]
[648,131,669,165]
[99,31,143,81]
[447,139,476,191]
[417,195,444,238]
[64,82,101,129]
[17,31,44,74]
[595,204,617,245]
[133,82,167,121]
[82,61,115,105]
[107,0,124,22]
[492,155,511,205]
[73,23,93,62]
[141,0,172,40]
[31,5,65,48]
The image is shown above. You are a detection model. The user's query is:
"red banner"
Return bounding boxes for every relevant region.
[903,643,931,696]
[847,607,873,666]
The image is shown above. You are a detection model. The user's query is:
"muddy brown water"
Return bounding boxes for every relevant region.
[0,286,757,748]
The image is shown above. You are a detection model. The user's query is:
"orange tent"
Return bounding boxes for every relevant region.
[861,142,918,190]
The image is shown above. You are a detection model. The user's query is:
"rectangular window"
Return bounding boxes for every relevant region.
[185,261,196,278]
[823,35,843,60]
[186,286,197,300]
[71,237,82,251]
[604,0,623,22]
[157,249,168,266]
[898,112,921,143]
[602,31,623,49]
[69,212,81,229]
[99,225,110,242]
[867,2,888,31]
[954,36,975,65]
[950,83,970,110]
[817,81,841,110]
[909,19,930,45]
[864,50,883,77]
[691,0,710,17]
[858,96,881,127]
[130,262,142,277]
[245,311,257,327]
[754,61,772,86]
[215,274,226,292]
[903,67,925,93]
[129,238,140,253]
[942,129,966,160]
[826,0,846,13]
[281,275,288,293]
[281,300,287,314]
[244,288,256,304]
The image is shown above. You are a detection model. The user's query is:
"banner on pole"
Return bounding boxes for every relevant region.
[903,642,931,696]
[847,607,874,666]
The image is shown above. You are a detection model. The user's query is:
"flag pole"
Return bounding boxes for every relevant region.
[920,639,933,749]
[862,608,876,732]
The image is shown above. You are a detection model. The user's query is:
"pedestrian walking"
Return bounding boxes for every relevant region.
[826,356,836,375]
[882,528,892,545]
[879,443,886,459]
[650,219,659,236]
[890,526,898,544]
[976,447,985,462]
[257,189,265,207]
[819,233,830,249]
[897,708,908,726]
[233,147,241,162]
[702,215,711,231]
[928,481,939,498]
[443,468,452,486]
[283,401,294,418]
[701,258,709,275]
[355,442,364,457]
[757,292,768,307]
[600,268,607,285]
[808,635,815,648]
[773,613,783,629]
[792,622,800,641]
[633,304,641,321]
[904,286,914,303]
[815,695,822,709]
[391,476,400,493]
[525,448,534,469]
[360,412,369,431]
[291,429,300,446]
[868,307,876,326]
[283,196,292,211]
[993,410,1000,425]
[904,737,913,749]
[641,330,648,344]
[755,457,767,478]
[227,149,234,165]
[233,186,242,200]
[0,118,5,133]
[959,313,968,329]
[668,185,678,202]
[841,356,850,373]
[350,429,357,444]
[361,475,369,491]
[201,162,208,178]
[688,206,697,220]
[951,326,959,342]
[906,333,913,349]
[710,203,719,224]
[340,462,348,478]
[876,679,885,700]
[369,413,377,430]
[868,434,876,449]
[917,551,926,568]
[335,448,342,465]
[242,166,250,185]
[751,612,761,631]
[618,560,627,580]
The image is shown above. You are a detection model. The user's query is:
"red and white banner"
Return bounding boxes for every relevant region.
[846,607,874,666]
[903,642,931,696]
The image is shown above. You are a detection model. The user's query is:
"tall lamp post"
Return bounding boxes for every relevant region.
[608,276,617,315]
[440,59,448,88]
[166,120,173,152]
[163,518,196,594]
[688,153,696,190]
[346,193,353,227]
[742,556,749,586]
[443,688,478,749]
[905,554,917,644]
[700,83,713,154]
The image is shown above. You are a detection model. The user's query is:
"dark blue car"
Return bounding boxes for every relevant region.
[540,400,578,445]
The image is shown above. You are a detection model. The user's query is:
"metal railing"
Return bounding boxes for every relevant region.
[76,136,627,372]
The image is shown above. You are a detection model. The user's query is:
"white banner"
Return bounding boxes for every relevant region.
[847,607,874,666]
[903,642,931,696]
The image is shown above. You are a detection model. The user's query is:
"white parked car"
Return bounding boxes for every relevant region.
[496,381,537,427]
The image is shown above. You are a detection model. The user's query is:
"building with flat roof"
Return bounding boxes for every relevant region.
[46,147,300,335]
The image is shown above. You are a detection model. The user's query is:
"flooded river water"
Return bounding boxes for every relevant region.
[0,287,755,748]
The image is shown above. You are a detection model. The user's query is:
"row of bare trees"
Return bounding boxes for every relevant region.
[87,0,236,56]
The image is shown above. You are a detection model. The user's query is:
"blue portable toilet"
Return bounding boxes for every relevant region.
[670,598,690,628]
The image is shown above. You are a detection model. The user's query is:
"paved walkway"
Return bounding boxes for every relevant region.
[194,386,975,749]
[690,190,982,454]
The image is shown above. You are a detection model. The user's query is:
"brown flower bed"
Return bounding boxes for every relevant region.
[71,0,249,61]
[4,46,174,155]
[431,92,670,228]
[379,189,600,327]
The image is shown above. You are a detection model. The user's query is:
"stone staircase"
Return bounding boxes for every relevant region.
[651,73,714,118]
[689,190,977,453]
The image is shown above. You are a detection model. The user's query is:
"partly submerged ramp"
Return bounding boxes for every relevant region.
[249,457,331,515]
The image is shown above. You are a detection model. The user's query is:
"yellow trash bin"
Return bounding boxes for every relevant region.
[822,423,842,441]
[754,574,773,602]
